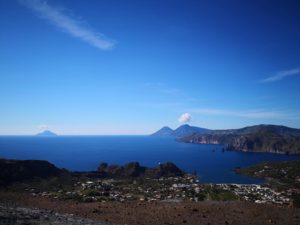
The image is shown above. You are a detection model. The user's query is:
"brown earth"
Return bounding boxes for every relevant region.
[1,191,300,225]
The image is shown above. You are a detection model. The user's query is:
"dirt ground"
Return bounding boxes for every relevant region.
[0,191,300,225]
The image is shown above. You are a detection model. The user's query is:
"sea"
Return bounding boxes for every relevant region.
[0,135,299,184]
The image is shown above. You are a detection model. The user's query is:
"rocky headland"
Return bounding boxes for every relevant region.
[179,124,300,154]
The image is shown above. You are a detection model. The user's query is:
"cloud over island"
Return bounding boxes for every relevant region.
[178,113,191,123]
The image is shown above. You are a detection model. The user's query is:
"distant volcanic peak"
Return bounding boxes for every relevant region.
[178,124,191,128]
[176,124,203,131]
[172,124,210,137]
[36,130,57,136]
[176,124,209,131]
[151,125,210,137]
[151,126,174,137]
[161,126,173,130]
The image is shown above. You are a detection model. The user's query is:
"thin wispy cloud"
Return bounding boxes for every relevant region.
[141,102,183,108]
[261,68,300,83]
[144,82,184,96]
[20,0,115,50]
[190,108,296,119]
[37,124,48,130]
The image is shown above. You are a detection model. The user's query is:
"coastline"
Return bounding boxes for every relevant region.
[1,158,300,224]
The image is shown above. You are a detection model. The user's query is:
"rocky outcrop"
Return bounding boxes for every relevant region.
[97,162,146,178]
[180,125,300,154]
[147,162,184,178]
[97,162,184,178]
[0,158,185,187]
[0,159,63,185]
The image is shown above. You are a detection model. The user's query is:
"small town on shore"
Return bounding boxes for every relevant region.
[25,175,294,207]
[1,159,300,225]
[1,159,300,209]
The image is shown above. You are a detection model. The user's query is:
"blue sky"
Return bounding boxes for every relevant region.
[1,0,300,135]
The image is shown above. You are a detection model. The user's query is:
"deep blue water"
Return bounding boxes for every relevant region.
[0,136,299,184]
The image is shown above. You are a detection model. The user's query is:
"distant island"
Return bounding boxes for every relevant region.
[151,124,210,138]
[152,124,300,155]
[36,130,57,137]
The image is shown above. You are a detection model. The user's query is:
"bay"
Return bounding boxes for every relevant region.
[1,135,299,184]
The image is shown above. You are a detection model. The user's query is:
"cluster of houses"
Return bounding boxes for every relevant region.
[26,176,294,207]
[26,175,205,203]
[212,183,291,206]
[71,175,205,202]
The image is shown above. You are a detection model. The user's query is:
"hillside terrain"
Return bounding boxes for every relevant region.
[236,160,300,207]
[1,158,300,224]
[236,160,300,187]
[1,193,299,225]
[0,159,62,185]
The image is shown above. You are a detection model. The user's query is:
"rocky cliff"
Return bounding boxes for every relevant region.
[180,125,300,154]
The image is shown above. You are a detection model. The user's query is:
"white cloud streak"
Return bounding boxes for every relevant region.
[145,82,184,96]
[190,108,295,119]
[178,113,191,123]
[20,0,115,50]
[261,68,300,83]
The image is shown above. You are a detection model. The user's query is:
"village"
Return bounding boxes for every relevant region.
[212,183,291,205]
[27,175,205,203]
[26,175,293,206]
